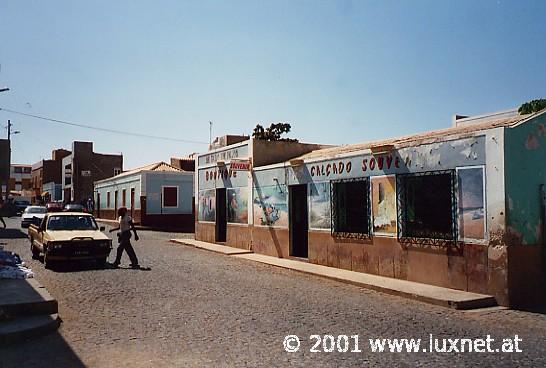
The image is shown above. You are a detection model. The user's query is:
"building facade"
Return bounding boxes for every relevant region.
[94,162,195,231]
[62,141,123,204]
[31,148,71,202]
[195,110,546,307]
[8,164,32,193]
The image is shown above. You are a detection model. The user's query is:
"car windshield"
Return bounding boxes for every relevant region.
[47,215,98,231]
[25,207,47,214]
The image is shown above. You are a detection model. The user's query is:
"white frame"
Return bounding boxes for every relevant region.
[370,174,398,237]
[161,185,179,208]
[456,165,487,243]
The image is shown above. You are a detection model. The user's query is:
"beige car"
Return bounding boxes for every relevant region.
[28,212,112,269]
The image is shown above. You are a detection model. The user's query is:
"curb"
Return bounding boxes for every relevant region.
[171,238,497,310]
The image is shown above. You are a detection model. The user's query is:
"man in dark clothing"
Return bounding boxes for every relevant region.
[109,206,140,268]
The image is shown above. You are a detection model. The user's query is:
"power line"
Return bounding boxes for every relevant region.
[0,107,208,144]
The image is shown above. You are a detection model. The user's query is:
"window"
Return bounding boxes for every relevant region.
[331,178,370,237]
[14,167,22,173]
[397,171,457,241]
[114,168,122,176]
[106,192,111,208]
[122,189,126,207]
[163,186,178,207]
[23,167,31,173]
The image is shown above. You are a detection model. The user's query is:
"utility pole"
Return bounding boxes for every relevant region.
[209,121,213,147]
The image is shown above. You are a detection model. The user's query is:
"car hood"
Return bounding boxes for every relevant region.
[22,213,46,220]
[46,230,110,241]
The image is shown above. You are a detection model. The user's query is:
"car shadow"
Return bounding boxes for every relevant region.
[0,228,28,239]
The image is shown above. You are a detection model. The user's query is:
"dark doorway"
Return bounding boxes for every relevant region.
[289,184,308,258]
[215,188,227,242]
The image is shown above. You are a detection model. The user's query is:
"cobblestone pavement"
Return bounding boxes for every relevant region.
[1,217,545,367]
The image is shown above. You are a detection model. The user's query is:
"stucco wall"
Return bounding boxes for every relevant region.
[144,172,193,214]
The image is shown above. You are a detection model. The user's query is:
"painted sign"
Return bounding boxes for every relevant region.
[253,185,288,227]
[198,144,249,166]
[230,159,252,171]
[227,187,249,224]
[371,175,397,235]
[457,167,485,240]
[198,189,216,222]
[308,182,331,230]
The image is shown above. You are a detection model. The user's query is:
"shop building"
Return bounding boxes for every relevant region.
[94,161,194,231]
[195,109,546,307]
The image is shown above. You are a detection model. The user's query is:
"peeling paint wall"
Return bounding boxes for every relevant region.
[505,113,546,245]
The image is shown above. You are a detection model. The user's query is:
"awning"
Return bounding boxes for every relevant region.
[41,191,50,196]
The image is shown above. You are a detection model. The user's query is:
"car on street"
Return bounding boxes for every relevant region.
[46,201,64,212]
[28,212,112,268]
[63,203,86,212]
[13,199,31,215]
[21,206,47,228]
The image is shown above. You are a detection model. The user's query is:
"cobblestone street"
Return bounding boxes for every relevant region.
[1,217,546,367]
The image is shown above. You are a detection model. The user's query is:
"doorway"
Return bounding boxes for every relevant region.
[289,184,308,258]
[215,188,227,242]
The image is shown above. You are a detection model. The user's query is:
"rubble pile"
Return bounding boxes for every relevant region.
[0,246,34,279]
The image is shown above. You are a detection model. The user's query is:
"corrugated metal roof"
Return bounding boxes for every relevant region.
[296,111,543,161]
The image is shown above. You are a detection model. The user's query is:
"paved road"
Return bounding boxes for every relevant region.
[1,216,545,367]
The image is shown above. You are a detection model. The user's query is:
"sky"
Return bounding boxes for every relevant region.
[1,0,545,169]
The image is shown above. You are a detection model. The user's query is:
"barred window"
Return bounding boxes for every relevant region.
[397,171,457,241]
[331,178,370,237]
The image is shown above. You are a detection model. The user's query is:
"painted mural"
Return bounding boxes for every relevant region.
[253,185,288,227]
[371,176,397,235]
[227,187,249,224]
[458,167,485,240]
[198,189,216,222]
[308,182,331,229]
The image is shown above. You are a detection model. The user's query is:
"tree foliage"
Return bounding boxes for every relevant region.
[518,99,546,115]
[252,122,298,142]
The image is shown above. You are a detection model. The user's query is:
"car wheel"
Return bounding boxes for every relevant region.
[44,252,55,270]
[30,239,40,260]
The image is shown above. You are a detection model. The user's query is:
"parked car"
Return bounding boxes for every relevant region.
[13,199,30,215]
[46,202,64,212]
[28,212,112,268]
[63,203,86,212]
[21,206,47,228]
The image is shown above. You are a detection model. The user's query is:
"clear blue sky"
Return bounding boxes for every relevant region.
[1,0,545,169]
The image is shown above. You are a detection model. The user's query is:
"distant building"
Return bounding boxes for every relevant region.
[31,148,71,202]
[94,161,194,231]
[9,164,32,192]
[0,139,9,199]
[62,141,123,203]
[170,156,195,172]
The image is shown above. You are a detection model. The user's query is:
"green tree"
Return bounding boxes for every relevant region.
[252,122,298,142]
[518,99,546,115]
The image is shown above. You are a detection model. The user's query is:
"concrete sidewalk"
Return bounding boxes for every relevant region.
[171,238,497,310]
[96,218,191,233]
[0,278,60,344]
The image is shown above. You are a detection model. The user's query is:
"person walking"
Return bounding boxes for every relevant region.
[109,206,140,268]
[0,198,6,229]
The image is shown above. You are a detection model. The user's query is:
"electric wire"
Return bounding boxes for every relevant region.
[0,107,208,144]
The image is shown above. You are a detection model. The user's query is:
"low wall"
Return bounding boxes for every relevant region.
[193,224,546,307]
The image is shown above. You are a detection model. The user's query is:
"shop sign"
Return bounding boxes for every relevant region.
[230,159,251,171]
